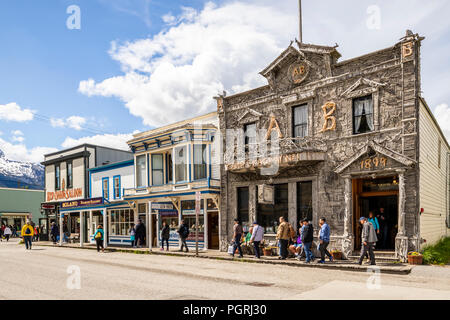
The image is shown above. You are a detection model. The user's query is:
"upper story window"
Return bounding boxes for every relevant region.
[66,161,73,189]
[55,164,61,190]
[244,123,257,146]
[102,178,109,200]
[193,144,207,180]
[151,154,164,185]
[167,153,173,183]
[353,95,374,134]
[136,155,146,187]
[113,176,120,199]
[174,146,187,182]
[293,104,308,138]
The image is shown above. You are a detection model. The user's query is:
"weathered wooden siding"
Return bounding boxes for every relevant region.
[419,100,450,246]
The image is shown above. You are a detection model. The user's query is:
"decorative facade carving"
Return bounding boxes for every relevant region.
[319,102,337,133]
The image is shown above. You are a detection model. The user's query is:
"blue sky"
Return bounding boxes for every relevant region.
[0,0,449,162]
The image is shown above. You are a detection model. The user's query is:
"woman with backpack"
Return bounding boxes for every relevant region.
[129,223,136,248]
[94,225,104,253]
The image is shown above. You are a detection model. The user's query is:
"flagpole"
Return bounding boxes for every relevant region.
[298,0,303,43]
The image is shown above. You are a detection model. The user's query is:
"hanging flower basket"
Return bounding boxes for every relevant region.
[330,250,342,260]
[263,248,272,256]
[407,252,423,265]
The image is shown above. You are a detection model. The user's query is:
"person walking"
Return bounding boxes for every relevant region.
[161,221,170,251]
[3,225,11,242]
[135,219,146,248]
[50,222,59,244]
[318,217,333,264]
[231,219,243,258]
[300,219,315,263]
[358,217,377,265]
[12,224,18,238]
[33,225,40,242]
[94,225,105,253]
[276,217,290,260]
[129,224,136,248]
[0,225,4,242]
[21,221,34,250]
[177,220,190,252]
[250,221,264,259]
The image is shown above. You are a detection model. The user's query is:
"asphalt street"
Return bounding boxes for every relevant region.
[1,239,449,300]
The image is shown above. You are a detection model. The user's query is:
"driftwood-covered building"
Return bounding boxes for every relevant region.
[217,31,450,261]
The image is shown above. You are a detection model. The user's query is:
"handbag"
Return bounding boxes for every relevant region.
[130,235,135,241]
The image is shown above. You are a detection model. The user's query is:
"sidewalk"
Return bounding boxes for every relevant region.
[33,241,413,275]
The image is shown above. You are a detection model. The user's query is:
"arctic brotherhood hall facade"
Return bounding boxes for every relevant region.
[217,31,449,261]
[40,31,449,262]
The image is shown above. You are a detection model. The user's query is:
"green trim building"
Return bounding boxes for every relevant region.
[0,187,45,234]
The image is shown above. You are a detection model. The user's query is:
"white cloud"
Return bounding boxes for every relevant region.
[12,136,25,143]
[11,130,23,136]
[61,133,134,151]
[50,115,87,131]
[79,1,296,127]
[0,138,57,163]
[0,103,34,122]
[434,103,450,142]
[79,0,450,130]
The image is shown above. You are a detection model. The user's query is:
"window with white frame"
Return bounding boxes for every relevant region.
[109,209,133,236]
[114,176,120,199]
[136,155,146,187]
[152,154,164,185]
[174,146,187,182]
[193,144,207,180]
[102,178,109,200]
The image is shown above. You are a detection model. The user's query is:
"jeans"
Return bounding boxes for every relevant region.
[278,239,289,259]
[303,242,314,262]
[96,238,104,252]
[23,236,32,249]
[253,241,261,258]
[232,234,242,257]
[359,242,376,265]
[161,238,169,250]
[180,237,189,252]
[319,241,332,261]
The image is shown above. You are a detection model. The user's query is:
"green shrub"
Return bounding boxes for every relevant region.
[422,237,450,265]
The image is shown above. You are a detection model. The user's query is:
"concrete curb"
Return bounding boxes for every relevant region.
[34,243,413,275]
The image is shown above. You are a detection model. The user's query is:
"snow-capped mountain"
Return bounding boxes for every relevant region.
[0,149,44,189]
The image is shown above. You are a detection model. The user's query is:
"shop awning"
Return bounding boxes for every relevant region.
[0,212,30,217]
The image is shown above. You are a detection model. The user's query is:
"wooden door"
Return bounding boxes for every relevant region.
[208,212,219,249]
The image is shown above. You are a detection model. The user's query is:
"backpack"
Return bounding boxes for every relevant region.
[25,227,31,235]
[95,231,102,239]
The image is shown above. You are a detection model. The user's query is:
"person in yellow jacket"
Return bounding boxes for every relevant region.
[276,216,290,260]
[21,221,34,250]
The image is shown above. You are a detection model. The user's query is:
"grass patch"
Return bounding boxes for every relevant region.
[422,237,450,265]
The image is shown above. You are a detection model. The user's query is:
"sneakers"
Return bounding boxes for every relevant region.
[318,260,325,264]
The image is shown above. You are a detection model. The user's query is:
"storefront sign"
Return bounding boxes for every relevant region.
[182,209,204,216]
[61,197,103,209]
[258,184,275,204]
[41,203,56,210]
[152,203,173,210]
[47,188,83,201]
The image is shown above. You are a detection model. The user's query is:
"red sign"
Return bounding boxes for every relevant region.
[47,188,83,201]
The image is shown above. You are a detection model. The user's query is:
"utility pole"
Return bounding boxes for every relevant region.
[298,0,303,43]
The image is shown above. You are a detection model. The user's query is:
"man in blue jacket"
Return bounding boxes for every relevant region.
[318,217,333,264]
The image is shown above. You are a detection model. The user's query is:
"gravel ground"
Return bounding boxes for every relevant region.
[1,239,449,300]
